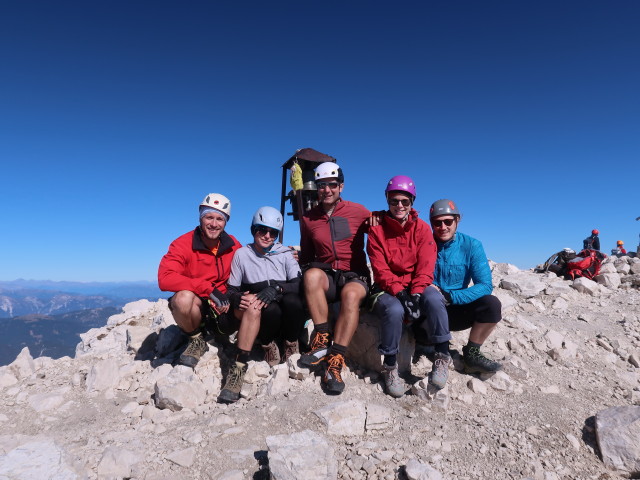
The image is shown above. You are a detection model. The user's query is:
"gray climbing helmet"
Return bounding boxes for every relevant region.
[429,199,461,219]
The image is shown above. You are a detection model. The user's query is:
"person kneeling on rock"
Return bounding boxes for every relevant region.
[415,199,503,390]
[218,206,306,404]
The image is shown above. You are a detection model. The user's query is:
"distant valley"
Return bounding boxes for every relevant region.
[0,279,171,365]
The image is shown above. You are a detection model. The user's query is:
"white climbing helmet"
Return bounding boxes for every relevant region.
[200,193,231,220]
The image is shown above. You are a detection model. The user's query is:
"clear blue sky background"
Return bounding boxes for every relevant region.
[1,1,638,282]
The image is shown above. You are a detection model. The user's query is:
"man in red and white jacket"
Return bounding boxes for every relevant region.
[158,193,241,367]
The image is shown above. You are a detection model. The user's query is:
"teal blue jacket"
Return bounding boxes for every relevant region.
[433,231,493,305]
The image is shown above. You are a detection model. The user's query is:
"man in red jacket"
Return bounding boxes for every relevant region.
[298,162,371,394]
[158,193,241,368]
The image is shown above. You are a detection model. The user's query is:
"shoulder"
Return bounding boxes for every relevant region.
[339,200,370,216]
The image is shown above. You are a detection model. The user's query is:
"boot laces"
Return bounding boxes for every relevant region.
[310,332,330,351]
[326,354,345,382]
[183,335,205,357]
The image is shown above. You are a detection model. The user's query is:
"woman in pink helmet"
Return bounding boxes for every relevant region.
[366,175,437,398]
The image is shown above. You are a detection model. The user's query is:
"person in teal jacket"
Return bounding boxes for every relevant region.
[415,199,502,389]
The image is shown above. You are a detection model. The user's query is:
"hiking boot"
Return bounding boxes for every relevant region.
[217,361,248,404]
[429,352,451,390]
[299,330,331,370]
[283,339,300,362]
[178,332,208,368]
[382,363,404,398]
[262,341,281,367]
[463,345,502,374]
[322,353,346,394]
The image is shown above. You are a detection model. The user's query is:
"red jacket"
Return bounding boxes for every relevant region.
[300,200,370,275]
[367,209,436,296]
[158,228,241,297]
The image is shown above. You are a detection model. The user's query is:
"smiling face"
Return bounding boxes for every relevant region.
[253,225,278,252]
[431,215,459,243]
[199,211,227,246]
[316,178,343,210]
[387,192,413,223]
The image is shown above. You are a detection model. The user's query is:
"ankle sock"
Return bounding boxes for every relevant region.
[236,349,251,364]
[465,341,482,350]
[184,328,202,337]
[435,341,449,355]
[384,354,397,367]
[330,343,347,357]
[315,322,329,334]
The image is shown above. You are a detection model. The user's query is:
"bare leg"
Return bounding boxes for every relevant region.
[236,307,262,352]
[333,282,367,346]
[468,322,498,345]
[170,290,203,333]
[303,268,330,326]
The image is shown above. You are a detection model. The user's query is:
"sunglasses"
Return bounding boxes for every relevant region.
[431,218,456,227]
[388,198,412,207]
[255,226,279,238]
[316,181,340,190]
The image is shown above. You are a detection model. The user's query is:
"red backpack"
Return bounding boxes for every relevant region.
[565,249,607,280]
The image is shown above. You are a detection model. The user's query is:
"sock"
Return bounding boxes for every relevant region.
[384,354,397,367]
[435,341,450,355]
[184,328,202,337]
[236,348,251,364]
[465,341,482,350]
[315,322,329,334]
[330,343,347,357]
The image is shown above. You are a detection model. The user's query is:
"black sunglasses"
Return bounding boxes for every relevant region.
[388,198,412,207]
[431,218,456,227]
[256,226,279,237]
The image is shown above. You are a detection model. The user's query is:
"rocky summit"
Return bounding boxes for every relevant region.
[1,255,639,480]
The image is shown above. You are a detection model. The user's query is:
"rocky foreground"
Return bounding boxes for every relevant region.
[0,255,639,480]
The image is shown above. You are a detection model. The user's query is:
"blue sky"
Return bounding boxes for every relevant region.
[1,1,638,282]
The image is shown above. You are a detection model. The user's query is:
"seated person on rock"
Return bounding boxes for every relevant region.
[367,176,437,398]
[298,161,371,395]
[415,199,502,389]
[218,206,306,404]
[158,193,241,368]
[612,240,627,256]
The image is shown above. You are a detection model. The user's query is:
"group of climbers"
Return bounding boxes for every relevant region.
[158,161,504,403]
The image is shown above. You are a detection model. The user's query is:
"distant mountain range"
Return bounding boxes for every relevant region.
[0,307,119,366]
[0,279,169,318]
[0,279,172,365]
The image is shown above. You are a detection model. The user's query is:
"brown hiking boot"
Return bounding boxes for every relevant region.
[217,361,248,404]
[178,332,208,368]
[283,339,300,361]
[262,341,281,367]
[299,330,330,369]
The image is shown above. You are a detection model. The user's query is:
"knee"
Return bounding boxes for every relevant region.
[379,298,404,320]
[340,284,366,307]
[484,295,502,321]
[171,290,198,312]
[420,286,444,308]
[303,268,325,291]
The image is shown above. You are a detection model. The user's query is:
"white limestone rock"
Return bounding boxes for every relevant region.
[165,446,196,467]
[571,277,601,296]
[266,429,338,480]
[365,403,392,431]
[595,272,621,289]
[154,366,206,411]
[0,438,82,480]
[315,400,366,436]
[9,347,36,380]
[267,364,290,396]
[595,405,640,476]
[404,458,443,480]
[85,358,121,392]
[500,273,547,298]
[97,445,142,478]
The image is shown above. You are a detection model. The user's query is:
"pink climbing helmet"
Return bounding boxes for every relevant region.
[385,175,417,199]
